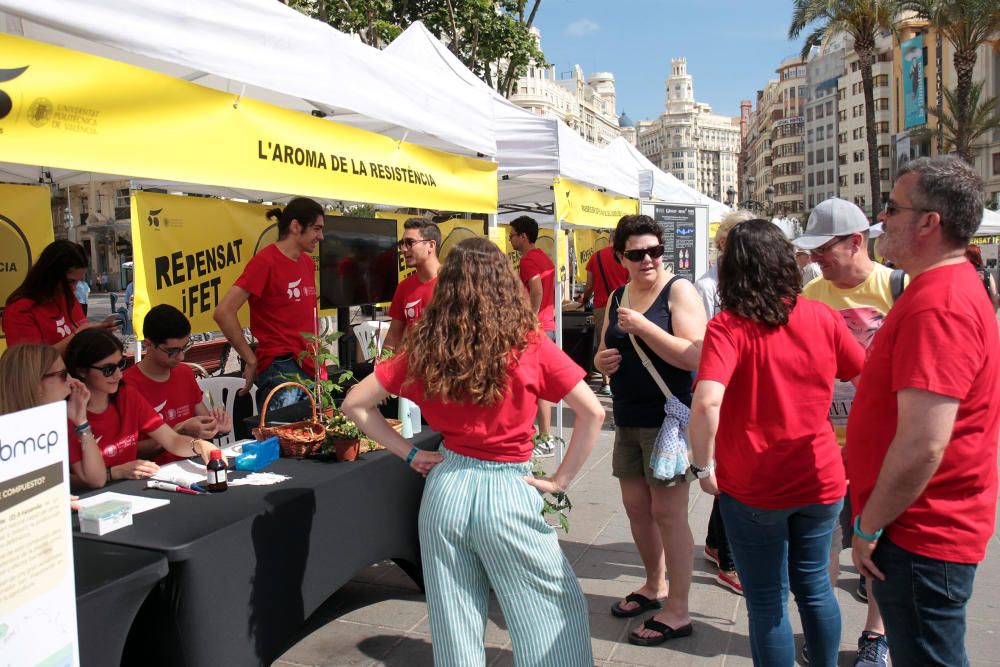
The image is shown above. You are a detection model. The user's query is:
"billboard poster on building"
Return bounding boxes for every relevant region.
[652,205,697,281]
[902,36,926,129]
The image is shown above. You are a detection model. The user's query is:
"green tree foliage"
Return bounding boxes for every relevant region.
[790,0,902,218]
[286,0,545,97]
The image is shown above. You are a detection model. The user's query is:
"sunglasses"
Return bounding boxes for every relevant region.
[810,235,852,256]
[397,238,431,250]
[42,369,69,381]
[883,201,932,217]
[156,340,194,358]
[622,245,665,262]
[89,358,127,377]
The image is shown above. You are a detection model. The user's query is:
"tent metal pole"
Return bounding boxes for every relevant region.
[553,186,564,462]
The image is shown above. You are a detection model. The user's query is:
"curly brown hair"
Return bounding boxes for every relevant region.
[718,219,801,327]
[401,237,538,405]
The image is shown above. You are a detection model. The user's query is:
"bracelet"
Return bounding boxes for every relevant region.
[853,515,884,541]
[405,447,419,465]
[74,421,91,434]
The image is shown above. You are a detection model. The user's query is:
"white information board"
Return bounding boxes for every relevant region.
[0,401,78,666]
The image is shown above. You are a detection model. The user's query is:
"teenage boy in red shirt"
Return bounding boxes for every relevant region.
[214,197,325,413]
[124,305,231,464]
[383,218,441,352]
[848,156,1000,666]
[508,215,557,457]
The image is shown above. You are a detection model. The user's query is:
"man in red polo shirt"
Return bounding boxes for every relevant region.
[578,234,628,397]
[848,156,1000,666]
[509,215,557,457]
[383,218,441,353]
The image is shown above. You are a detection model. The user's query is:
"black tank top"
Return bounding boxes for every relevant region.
[604,276,694,427]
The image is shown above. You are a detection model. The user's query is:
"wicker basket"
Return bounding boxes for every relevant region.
[253,382,326,457]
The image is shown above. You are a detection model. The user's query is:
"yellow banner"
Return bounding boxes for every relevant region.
[554,178,638,229]
[0,184,55,352]
[376,213,485,282]
[0,34,497,213]
[573,229,612,282]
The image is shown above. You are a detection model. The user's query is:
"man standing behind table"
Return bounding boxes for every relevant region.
[508,215,557,457]
[382,218,441,353]
[794,197,896,666]
[214,197,326,413]
[125,305,232,464]
[848,156,1000,666]
[74,277,91,317]
[577,233,628,397]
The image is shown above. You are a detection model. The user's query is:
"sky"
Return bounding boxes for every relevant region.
[532,0,809,122]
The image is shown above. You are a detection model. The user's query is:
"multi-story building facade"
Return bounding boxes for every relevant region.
[744,80,778,207]
[635,58,741,201]
[803,35,846,213]
[837,32,894,217]
[65,181,134,290]
[509,30,622,146]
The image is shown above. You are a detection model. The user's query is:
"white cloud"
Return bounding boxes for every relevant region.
[565,19,599,37]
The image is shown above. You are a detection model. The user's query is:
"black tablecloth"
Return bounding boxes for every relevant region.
[74,538,168,667]
[75,428,442,667]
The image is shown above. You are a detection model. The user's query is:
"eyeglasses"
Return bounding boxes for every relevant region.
[397,238,431,250]
[156,340,194,358]
[42,369,69,382]
[810,235,853,256]
[89,359,127,377]
[883,201,932,217]
[622,245,665,262]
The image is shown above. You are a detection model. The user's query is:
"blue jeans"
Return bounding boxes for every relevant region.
[255,357,309,414]
[872,537,977,666]
[720,494,842,667]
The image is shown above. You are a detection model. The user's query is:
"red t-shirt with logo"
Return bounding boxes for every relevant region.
[234,244,321,376]
[2,296,87,346]
[847,262,1000,563]
[696,298,866,509]
[375,333,584,462]
[585,246,629,309]
[123,363,204,464]
[68,384,166,468]
[389,274,437,332]
[518,248,555,332]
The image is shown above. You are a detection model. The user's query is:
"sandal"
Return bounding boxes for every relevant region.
[610,592,664,618]
[627,618,693,646]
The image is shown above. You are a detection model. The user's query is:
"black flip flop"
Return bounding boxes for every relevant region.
[627,618,694,646]
[610,592,664,618]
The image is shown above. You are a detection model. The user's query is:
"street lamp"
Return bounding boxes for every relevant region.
[725,176,774,215]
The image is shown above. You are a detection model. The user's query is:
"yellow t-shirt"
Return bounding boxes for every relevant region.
[803,263,899,444]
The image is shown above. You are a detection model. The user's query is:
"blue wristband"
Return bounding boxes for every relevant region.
[853,515,883,541]
[74,421,91,434]
[405,447,419,465]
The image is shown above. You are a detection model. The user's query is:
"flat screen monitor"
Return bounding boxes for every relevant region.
[318,216,398,309]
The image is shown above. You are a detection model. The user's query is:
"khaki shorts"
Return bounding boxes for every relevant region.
[612,427,696,487]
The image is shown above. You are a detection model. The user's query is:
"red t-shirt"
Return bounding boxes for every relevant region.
[2,295,87,346]
[388,274,437,331]
[123,363,204,464]
[234,244,321,376]
[585,246,629,309]
[375,334,584,462]
[518,248,556,332]
[68,384,166,468]
[697,298,866,509]
[847,262,1000,563]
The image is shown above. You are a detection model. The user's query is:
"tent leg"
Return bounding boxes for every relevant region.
[554,199,564,463]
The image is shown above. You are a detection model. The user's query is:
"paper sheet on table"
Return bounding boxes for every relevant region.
[76,492,169,514]
[154,459,208,489]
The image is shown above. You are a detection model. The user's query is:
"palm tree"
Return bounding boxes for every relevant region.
[898,0,1000,163]
[790,0,901,219]
[910,81,1000,154]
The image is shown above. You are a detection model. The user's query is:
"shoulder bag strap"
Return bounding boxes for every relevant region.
[890,268,906,303]
[621,284,673,399]
[595,251,612,295]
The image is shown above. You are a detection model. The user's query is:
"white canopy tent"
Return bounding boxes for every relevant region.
[977,208,1000,235]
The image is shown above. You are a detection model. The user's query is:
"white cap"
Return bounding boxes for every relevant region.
[794,198,883,250]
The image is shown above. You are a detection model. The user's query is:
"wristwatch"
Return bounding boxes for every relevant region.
[689,462,715,479]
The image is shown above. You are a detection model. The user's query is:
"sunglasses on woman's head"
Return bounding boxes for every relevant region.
[89,358,127,377]
[622,245,665,262]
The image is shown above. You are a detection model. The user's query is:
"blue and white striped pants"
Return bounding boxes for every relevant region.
[419,446,593,666]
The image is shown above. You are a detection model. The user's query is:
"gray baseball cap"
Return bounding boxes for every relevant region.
[794,198,883,250]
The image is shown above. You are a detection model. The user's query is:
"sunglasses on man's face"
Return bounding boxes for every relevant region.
[397,238,431,250]
[89,358,127,377]
[622,245,665,262]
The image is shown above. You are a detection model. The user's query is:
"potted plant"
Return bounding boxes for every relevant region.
[323,411,364,461]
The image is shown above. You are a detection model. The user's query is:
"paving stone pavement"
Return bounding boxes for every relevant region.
[271,395,1000,667]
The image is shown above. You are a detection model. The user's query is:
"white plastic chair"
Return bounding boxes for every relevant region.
[353,320,391,361]
[197,376,257,447]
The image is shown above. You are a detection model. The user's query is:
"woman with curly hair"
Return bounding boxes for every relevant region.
[343,237,604,666]
[689,219,866,666]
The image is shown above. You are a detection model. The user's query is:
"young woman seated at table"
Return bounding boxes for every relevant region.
[64,328,222,490]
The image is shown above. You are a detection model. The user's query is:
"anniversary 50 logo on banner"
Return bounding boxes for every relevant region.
[0,184,55,352]
[0,34,497,214]
[131,192,281,338]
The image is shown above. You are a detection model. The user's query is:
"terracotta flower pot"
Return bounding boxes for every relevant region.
[332,438,361,462]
